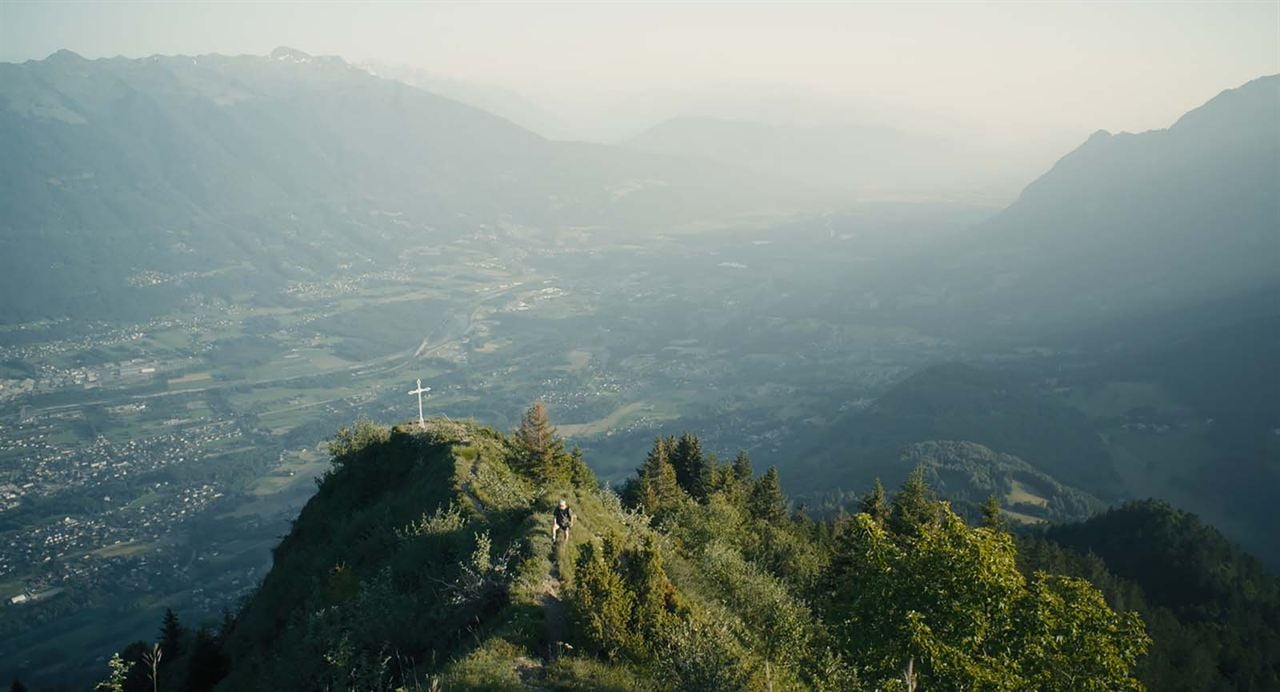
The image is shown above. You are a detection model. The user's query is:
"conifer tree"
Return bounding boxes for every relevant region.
[637,436,682,513]
[888,467,937,536]
[702,453,722,496]
[981,495,1007,532]
[671,432,710,499]
[11,679,28,692]
[515,401,566,479]
[749,466,788,523]
[859,478,889,524]
[731,450,753,482]
[568,445,596,489]
[159,608,184,662]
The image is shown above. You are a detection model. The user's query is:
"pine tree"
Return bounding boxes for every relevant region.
[515,401,566,479]
[888,467,937,536]
[637,436,682,513]
[859,478,888,524]
[749,466,788,523]
[159,608,184,662]
[731,450,753,482]
[981,495,1007,532]
[671,432,711,499]
[11,679,28,692]
[568,445,596,489]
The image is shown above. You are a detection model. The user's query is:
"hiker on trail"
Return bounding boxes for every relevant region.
[552,499,574,544]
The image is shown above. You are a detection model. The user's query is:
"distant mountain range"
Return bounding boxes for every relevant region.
[0,48,805,323]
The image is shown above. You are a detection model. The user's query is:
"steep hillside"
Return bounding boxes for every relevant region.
[1073,311,1280,565]
[214,416,635,690]
[1023,501,1280,690]
[88,414,1156,691]
[0,48,803,322]
[917,75,1280,331]
[81,411,1280,691]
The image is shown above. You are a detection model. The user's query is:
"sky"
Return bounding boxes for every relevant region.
[2,1,1276,148]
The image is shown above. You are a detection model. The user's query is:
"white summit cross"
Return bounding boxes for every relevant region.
[407,378,431,429]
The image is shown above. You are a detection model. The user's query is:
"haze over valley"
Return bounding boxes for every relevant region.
[0,3,1277,690]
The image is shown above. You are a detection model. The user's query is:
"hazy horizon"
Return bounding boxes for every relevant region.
[3,1,1276,149]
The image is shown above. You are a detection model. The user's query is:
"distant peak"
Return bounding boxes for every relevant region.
[267,46,350,69]
[1086,129,1112,142]
[270,46,312,62]
[44,48,86,63]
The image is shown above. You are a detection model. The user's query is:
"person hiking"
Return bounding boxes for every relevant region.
[552,499,574,544]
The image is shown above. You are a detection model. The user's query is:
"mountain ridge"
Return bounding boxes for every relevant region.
[85,414,1279,691]
[0,48,810,323]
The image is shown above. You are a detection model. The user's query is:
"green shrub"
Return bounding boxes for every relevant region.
[544,656,654,691]
[439,639,526,691]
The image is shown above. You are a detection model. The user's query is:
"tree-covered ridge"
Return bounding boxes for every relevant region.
[797,363,1120,501]
[1020,501,1280,690]
[89,408,1159,691]
[898,440,1102,524]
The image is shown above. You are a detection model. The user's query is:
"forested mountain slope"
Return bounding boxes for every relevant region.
[1021,501,1280,690]
[77,409,1280,691]
[86,411,1177,691]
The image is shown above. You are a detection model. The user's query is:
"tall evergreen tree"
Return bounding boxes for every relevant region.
[568,445,596,489]
[701,459,720,500]
[515,401,566,479]
[749,466,788,523]
[671,432,712,499]
[159,608,185,662]
[10,679,28,692]
[888,467,937,536]
[981,495,1007,532]
[859,478,889,524]
[731,450,753,482]
[637,436,682,513]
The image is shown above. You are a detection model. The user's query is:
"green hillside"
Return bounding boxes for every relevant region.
[899,440,1103,525]
[84,410,1162,691]
[1021,501,1280,690]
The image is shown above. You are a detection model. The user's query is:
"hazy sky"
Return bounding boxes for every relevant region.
[2,1,1276,144]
